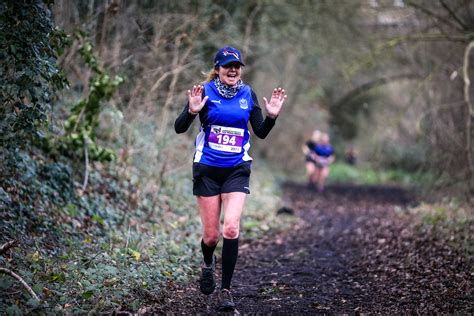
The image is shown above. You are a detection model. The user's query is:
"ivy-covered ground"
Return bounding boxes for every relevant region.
[0,157,290,314]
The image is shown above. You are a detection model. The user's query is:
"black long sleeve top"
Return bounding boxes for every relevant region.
[174,90,276,139]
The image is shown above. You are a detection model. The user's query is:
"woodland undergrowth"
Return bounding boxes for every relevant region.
[0,156,288,314]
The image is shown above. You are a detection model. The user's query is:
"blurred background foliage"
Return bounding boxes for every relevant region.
[52,0,474,195]
[1,0,474,313]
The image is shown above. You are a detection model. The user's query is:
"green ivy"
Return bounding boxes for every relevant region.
[0,0,69,149]
[60,32,123,162]
[0,0,73,240]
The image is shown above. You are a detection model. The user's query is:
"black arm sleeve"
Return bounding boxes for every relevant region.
[174,103,197,134]
[249,90,277,139]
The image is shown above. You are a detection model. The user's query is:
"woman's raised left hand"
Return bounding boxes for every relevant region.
[263,87,287,119]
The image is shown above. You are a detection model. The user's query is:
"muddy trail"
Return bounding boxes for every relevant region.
[152,183,472,314]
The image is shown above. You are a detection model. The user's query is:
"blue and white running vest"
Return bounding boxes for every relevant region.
[194,80,254,167]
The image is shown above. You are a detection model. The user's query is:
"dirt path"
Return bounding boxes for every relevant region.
[152,183,472,314]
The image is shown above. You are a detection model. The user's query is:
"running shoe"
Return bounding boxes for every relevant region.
[199,255,216,295]
[218,289,236,312]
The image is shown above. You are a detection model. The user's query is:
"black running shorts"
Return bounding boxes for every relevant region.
[305,154,317,163]
[192,161,252,196]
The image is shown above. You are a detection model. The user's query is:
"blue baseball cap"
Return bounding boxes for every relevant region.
[214,46,245,67]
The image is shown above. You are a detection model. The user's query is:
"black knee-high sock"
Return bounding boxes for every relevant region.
[221,237,239,290]
[201,239,217,265]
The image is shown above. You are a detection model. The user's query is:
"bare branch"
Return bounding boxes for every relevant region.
[332,74,422,110]
[406,0,464,32]
[82,138,90,192]
[0,267,40,301]
[439,0,469,31]
[463,41,474,194]
[242,2,263,57]
[397,33,468,43]
[0,240,18,254]
[347,34,467,79]
[150,63,193,93]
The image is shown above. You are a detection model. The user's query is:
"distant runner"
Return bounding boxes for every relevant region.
[304,131,335,192]
[345,145,358,165]
[303,129,322,189]
[174,46,287,312]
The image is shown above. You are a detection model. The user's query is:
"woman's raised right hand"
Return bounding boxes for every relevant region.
[187,85,208,115]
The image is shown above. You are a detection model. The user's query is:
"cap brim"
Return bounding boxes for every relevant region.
[220,59,245,66]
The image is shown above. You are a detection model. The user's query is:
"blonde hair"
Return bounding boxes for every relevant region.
[204,67,219,82]
[311,130,322,143]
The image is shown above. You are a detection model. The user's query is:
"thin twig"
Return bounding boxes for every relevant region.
[125,224,131,249]
[150,63,193,93]
[463,41,474,194]
[242,2,262,57]
[439,0,468,31]
[156,35,194,137]
[332,73,421,110]
[82,138,89,192]
[0,240,18,254]
[154,160,167,194]
[82,251,102,268]
[72,105,86,133]
[406,0,464,32]
[375,33,468,50]
[0,267,40,301]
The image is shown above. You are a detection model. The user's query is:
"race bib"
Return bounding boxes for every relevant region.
[208,125,244,153]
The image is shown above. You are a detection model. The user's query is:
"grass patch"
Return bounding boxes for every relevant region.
[409,198,473,260]
[328,162,432,186]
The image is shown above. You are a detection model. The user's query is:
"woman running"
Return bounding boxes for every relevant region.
[303,129,322,189]
[313,133,335,192]
[174,46,287,312]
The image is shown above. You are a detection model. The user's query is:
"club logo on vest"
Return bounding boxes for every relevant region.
[239,98,248,109]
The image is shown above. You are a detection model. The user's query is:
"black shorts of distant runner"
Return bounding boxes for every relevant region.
[305,154,316,163]
[192,161,252,196]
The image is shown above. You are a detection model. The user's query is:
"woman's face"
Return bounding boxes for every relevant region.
[217,62,242,86]
[321,134,330,144]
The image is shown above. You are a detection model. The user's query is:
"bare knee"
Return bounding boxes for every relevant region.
[223,223,240,239]
[321,168,330,178]
[203,231,220,246]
